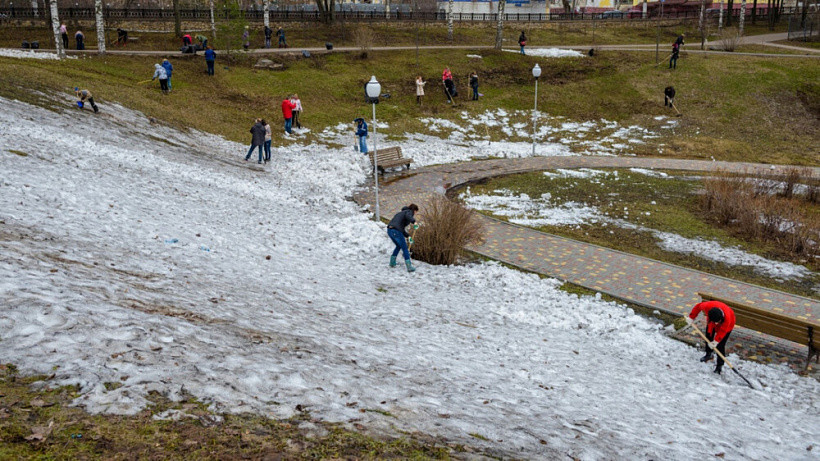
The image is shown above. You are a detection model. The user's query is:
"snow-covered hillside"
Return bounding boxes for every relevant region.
[1,96,818,460]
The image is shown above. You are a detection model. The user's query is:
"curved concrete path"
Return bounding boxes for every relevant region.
[355,156,820,373]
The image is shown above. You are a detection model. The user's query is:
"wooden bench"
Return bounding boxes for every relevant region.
[368,146,412,175]
[698,292,819,370]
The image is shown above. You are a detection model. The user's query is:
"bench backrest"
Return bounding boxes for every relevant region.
[698,292,819,350]
[368,146,403,166]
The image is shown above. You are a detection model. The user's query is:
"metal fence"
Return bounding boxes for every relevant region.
[787,15,817,41]
[0,6,800,22]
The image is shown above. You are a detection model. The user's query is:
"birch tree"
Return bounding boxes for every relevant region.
[31,0,38,17]
[210,0,216,39]
[495,0,506,49]
[263,0,269,29]
[447,0,453,41]
[49,0,64,58]
[739,0,746,35]
[698,0,707,49]
[95,0,106,55]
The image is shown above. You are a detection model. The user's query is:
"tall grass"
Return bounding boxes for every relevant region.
[412,195,485,265]
[700,169,819,261]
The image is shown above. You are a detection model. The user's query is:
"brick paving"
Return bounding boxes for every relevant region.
[355,156,820,376]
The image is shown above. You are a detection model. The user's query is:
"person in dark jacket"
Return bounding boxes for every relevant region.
[664,86,676,108]
[684,300,736,374]
[245,118,266,164]
[182,34,193,46]
[75,30,85,50]
[354,117,368,153]
[675,33,685,47]
[204,46,216,76]
[161,59,173,91]
[469,72,479,101]
[116,28,128,46]
[277,26,287,48]
[74,87,99,113]
[669,42,680,69]
[387,204,419,272]
[264,26,273,49]
[518,31,527,55]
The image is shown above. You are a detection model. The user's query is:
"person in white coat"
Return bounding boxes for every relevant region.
[415,76,425,105]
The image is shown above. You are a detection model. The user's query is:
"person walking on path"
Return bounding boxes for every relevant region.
[387,204,419,272]
[245,118,266,164]
[277,26,287,48]
[74,87,99,113]
[60,23,68,49]
[291,94,303,129]
[518,31,527,55]
[75,30,85,50]
[204,46,216,76]
[151,63,169,94]
[354,117,368,153]
[684,300,736,375]
[469,72,479,101]
[669,42,680,69]
[664,86,676,108]
[415,75,425,105]
[263,119,272,162]
[161,59,174,91]
[281,95,296,135]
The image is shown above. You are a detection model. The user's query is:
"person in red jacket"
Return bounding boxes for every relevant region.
[684,300,736,374]
[281,95,296,135]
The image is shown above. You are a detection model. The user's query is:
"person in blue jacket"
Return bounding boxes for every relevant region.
[354,117,368,153]
[387,204,419,272]
[204,46,216,76]
[161,59,173,91]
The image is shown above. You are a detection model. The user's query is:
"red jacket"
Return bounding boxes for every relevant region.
[689,301,735,343]
[281,99,296,118]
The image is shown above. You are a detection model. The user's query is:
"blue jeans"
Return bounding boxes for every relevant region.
[264,140,271,161]
[167,76,172,89]
[472,87,479,100]
[520,45,525,54]
[245,144,263,162]
[284,117,292,134]
[388,228,410,261]
[206,60,214,75]
[358,136,367,153]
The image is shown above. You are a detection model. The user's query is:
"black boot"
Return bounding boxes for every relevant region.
[700,352,714,363]
[713,366,722,375]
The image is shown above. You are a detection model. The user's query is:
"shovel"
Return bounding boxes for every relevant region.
[690,323,756,390]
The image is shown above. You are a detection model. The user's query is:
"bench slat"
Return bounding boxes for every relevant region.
[368,146,413,173]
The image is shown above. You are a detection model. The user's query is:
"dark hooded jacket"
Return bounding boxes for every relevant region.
[387,207,416,237]
[250,121,266,146]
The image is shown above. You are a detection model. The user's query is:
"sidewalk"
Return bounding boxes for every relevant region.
[356,156,820,375]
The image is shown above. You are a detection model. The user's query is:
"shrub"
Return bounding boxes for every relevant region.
[411,195,485,266]
[352,27,375,58]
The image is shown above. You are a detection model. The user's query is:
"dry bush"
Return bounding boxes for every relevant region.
[412,195,485,266]
[352,27,375,58]
[700,169,819,261]
[719,31,742,52]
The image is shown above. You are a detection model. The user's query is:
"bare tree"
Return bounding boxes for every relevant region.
[447,0,453,41]
[173,0,181,37]
[210,0,216,39]
[726,0,733,26]
[31,0,38,17]
[739,0,746,35]
[95,0,105,54]
[698,0,707,49]
[561,0,572,15]
[314,0,336,23]
[49,0,64,58]
[263,0,269,29]
[495,0,506,49]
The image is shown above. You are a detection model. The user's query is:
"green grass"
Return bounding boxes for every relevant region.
[0,364,454,459]
[461,169,820,299]
[0,45,817,164]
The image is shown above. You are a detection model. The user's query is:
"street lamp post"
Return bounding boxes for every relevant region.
[365,75,381,221]
[532,64,541,156]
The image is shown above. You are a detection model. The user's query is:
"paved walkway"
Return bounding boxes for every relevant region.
[355,156,820,374]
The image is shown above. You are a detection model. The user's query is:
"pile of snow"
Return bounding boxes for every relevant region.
[505,48,586,58]
[0,48,76,60]
[1,95,819,459]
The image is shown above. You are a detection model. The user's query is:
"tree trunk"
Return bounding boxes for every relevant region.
[719,0,725,30]
[385,0,390,19]
[95,0,105,54]
[800,0,808,27]
[173,0,181,37]
[209,0,216,39]
[739,0,746,35]
[752,0,757,24]
[447,0,453,41]
[726,0,733,26]
[263,0,269,29]
[561,0,572,14]
[495,0,505,49]
[49,0,64,58]
[698,0,706,49]
[31,0,38,17]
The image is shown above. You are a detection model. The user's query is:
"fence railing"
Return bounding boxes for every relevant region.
[0,6,800,23]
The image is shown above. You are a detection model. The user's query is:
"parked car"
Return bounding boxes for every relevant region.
[600,9,626,18]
